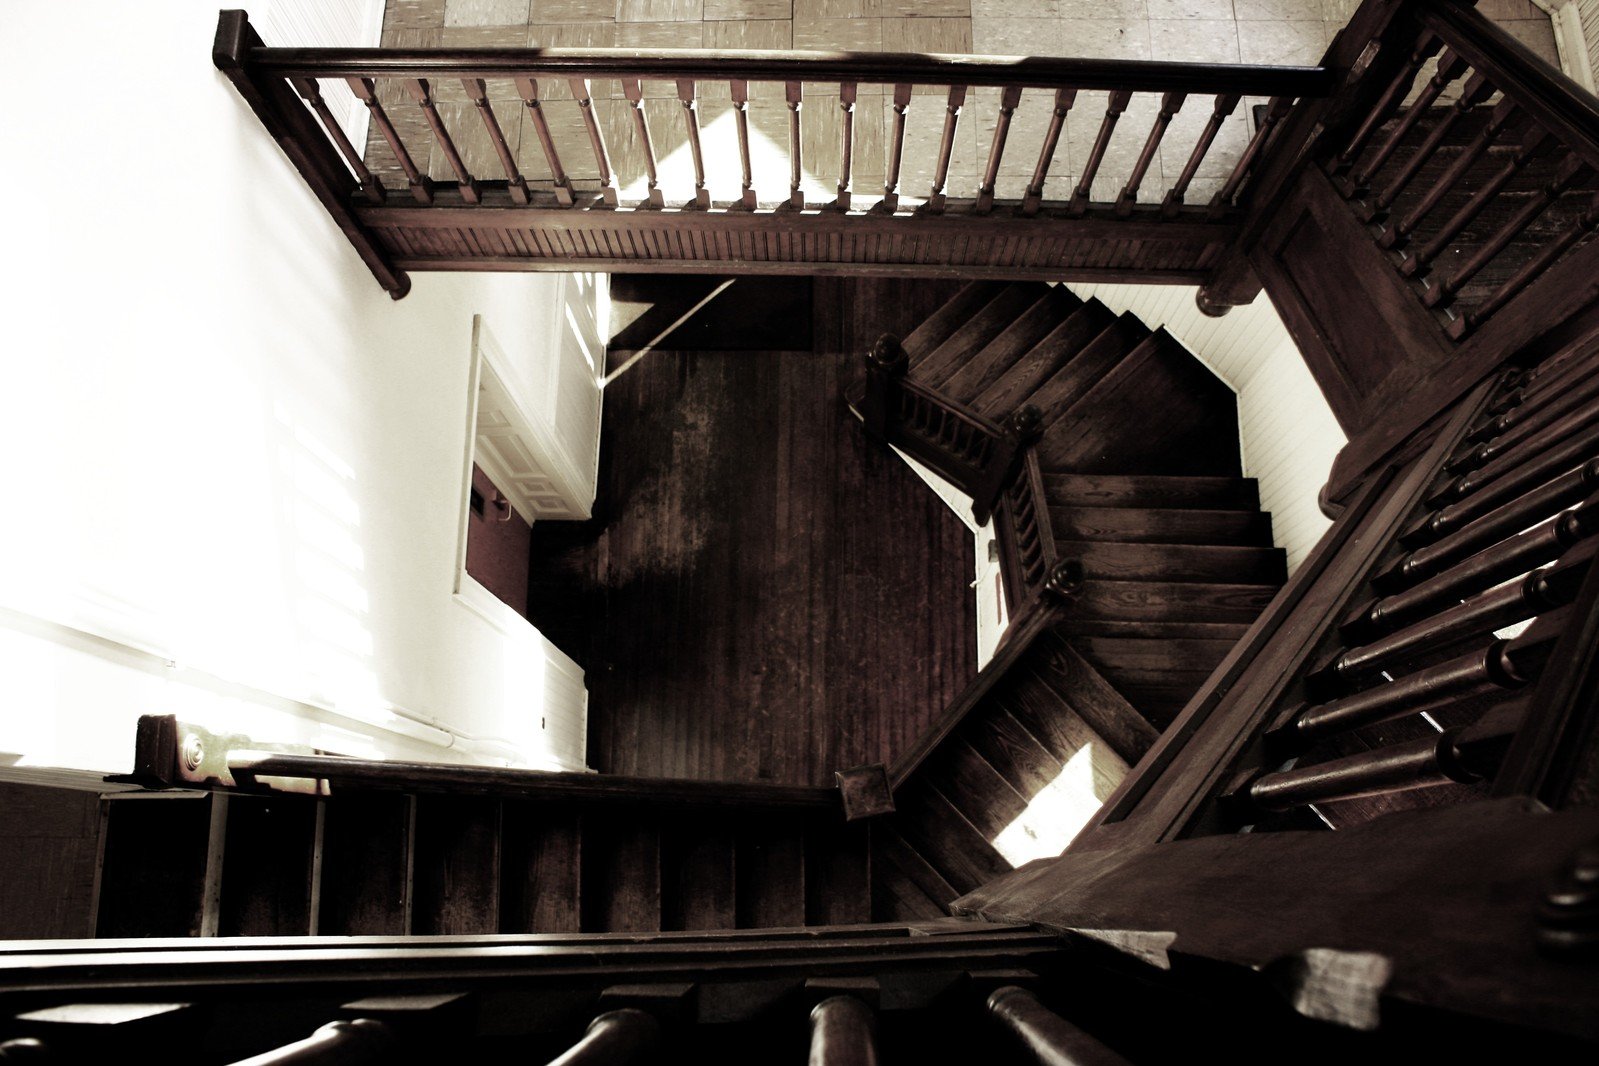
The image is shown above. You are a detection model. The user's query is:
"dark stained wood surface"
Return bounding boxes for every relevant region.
[0,783,102,940]
[532,276,977,788]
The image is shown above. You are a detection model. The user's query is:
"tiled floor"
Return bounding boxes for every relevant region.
[367,0,1563,207]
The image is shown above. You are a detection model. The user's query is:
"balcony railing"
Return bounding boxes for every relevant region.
[213,9,1331,297]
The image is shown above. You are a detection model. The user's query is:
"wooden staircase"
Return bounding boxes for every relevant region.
[857,280,1288,916]
[94,788,871,937]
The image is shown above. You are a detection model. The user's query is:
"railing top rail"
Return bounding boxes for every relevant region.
[1418,0,1599,168]
[246,44,1334,96]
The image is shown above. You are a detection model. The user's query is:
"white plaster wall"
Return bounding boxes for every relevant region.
[0,0,597,774]
[1067,284,1347,574]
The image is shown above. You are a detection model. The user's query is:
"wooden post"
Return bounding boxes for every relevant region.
[861,335,909,445]
[971,405,1042,526]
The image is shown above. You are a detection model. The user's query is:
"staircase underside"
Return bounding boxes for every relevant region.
[361,203,1235,282]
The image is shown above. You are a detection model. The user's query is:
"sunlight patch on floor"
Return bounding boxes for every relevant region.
[991,740,1127,867]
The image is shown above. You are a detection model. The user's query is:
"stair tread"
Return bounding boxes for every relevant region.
[872,824,958,917]
[940,287,1082,406]
[912,283,1053,388]
[1042,473,1260,510]
[972,300,1118,419]
[902,280,1010,359]
[1025,634,1159,766]
[1056,539,1287,583]
[1037,329,1241,476]
[894,779,1011,894]
[922,736,1029,841]
[1019,312,1149,422]
[959,705,1069,803]
[1049,506,1275,547]
[1070,579,1278,623]
[1055,618,1253,641]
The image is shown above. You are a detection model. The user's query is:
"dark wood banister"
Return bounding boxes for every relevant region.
[126,714,840,811]
[248,45,1333,97]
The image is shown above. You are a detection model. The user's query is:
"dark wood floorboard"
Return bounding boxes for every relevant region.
[529,276,977,787]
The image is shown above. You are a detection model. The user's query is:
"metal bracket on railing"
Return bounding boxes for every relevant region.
[116,713,326,796]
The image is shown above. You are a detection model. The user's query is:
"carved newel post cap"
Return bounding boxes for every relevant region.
[1008,404,1044,442]
[867,334,909,373]
[1045,559,1085,600]
[1195,289,1233,318]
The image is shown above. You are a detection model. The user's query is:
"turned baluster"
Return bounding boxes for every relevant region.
[1248,732,1481,812]
[406,78,479,203]
[569,78,618,206]
[1210,96,1292,216]
[882,83,912,213]
[230,1019,393,1066]
[1116,91,1184,217]
[1404,116,1552,275]
[988,986,1129,1066]
[1330,32,1444,187]
[1381,92,1518,251]
[808,997,878,1066]
[1346,50,1469,194]
[835,82,858,212]
[1425,153,1587,306]
[1021,88,1075,217]
[977,85,1023,214]
[1450,186,1599,339]
[1162,93,1238,217]
[516,77,575,206]
[1297,636,1543,741]
[928,85,967,215]
[292,77,385,203]
[347,76,431,204]
[1365,71,1494,224]
[461,78,527,205]
[678,79,711,209]
[1431,422,1599,529]
[972,406,1043,525]
[1070,90,1133,217]
[787,81,805,209]
[1333,548,1593,683]
[1360,498,1599,634]
[732,79,757,210]
[547,1010,659,1066]
[621,78,664,209]
[1383,461,1599,588]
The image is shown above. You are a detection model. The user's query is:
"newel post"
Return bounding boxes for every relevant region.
[861,334,909,445]
[972,405,1043,526]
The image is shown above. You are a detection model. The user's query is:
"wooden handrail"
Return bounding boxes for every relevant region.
[887,593,1066,792]
[247,44,1332,97]
[126,714,840,810]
